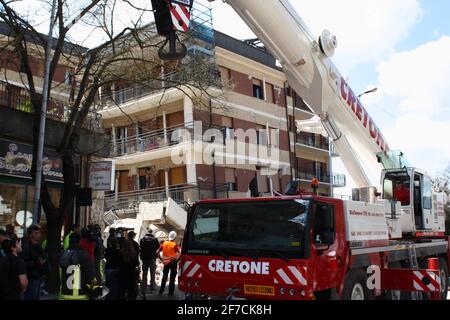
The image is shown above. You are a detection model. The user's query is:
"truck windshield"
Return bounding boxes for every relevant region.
[185,199,310,259]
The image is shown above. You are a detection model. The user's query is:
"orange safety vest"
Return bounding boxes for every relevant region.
[161,241,178,265]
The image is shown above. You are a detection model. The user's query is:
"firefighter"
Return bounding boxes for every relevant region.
[157,231,181,297]
[59,233,99,300]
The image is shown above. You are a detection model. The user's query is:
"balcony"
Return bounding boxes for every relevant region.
[110,122,231,160]
[96,71,221,111]
[111,124,192,158]
[0,80,103,132]
[297,171,331,184]
[296,132,329,152]
[104,183,229,212]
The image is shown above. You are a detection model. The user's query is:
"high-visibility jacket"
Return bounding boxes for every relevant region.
[63,231,73,251]
[160,241,180,265]
[59,248,96,300]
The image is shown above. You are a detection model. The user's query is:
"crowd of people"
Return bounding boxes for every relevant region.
[0,223,181,300]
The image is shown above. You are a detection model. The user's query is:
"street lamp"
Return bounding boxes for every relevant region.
[357,87,378,99]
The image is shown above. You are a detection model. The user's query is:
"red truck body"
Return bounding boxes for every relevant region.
[178,195,449,300]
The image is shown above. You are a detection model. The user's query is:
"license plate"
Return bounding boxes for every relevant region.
[244,285,275,296]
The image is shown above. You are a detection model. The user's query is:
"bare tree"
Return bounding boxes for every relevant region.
[0,0,221,292]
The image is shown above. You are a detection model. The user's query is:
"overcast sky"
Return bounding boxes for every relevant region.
[9,0,450,193]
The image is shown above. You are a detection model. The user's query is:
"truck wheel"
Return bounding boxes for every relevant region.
[341,270,374,300]
[439,258,449,300]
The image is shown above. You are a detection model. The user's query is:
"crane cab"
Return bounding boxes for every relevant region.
[381,168,445,236]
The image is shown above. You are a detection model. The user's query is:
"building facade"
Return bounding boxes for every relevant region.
[96,21,346,220]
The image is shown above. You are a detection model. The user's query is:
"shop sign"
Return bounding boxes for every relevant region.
[0,140,63,182]
[89,161,115,191]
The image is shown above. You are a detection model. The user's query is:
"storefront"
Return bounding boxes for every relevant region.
[0,139,63,237]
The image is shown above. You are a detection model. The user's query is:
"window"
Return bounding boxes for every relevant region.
[313,203,335,245]
[269,127,279,148]
[225,168,236,192]
[256,124,268,146]
[422,175,432,210]
[252,78,264,100]
[265,83,274,103]
[221,116,234,142]
[186,200,310,259]
[383,173,411,206]
[138,168,147,190]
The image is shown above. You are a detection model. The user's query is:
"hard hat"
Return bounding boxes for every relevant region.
[169,231,177,241]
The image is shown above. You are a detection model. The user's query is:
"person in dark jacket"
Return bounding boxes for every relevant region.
[139,229,160,292]
[116,228,125,248]
[118,239,139,300]
[0,239,28,300]
[127,231,140,257]
[104,237,121,300]
[20,225,46,300]
[0,229,8,257]
[93,225,105,284]
[107,228,116,248]
[59,233,97,300]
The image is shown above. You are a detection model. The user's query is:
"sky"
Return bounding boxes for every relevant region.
[209,0,450,193]
[7,0,450,194]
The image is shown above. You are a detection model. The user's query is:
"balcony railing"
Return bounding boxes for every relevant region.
[297,171,331,184]
[96,70,221,111]
[111,123,193,157]
[104,183,229,211]
[0,80,103,132]
[296,133,329,151]
[110,122,230,158]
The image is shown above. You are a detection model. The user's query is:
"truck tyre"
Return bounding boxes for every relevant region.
[341,270,374,300]
[439,258,449,300]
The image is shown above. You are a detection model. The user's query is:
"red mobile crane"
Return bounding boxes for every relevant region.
[153,0,449,300]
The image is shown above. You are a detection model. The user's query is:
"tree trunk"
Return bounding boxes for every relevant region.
[40,153,75,293]
[44,212,63,293]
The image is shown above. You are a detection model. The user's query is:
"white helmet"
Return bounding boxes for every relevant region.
[168,231,177,241]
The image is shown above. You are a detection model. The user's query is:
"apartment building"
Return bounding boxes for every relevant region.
[96,18,346,216]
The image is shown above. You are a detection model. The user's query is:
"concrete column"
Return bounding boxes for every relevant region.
[163,111,168,144]
[269,176,274,196]
[187,163,197,184]
[115,172,119,201]
[263,77,267,101]
[135,123,140,151]
[111,124,117,156]
[183,96,194,127]
[165,169,170,199]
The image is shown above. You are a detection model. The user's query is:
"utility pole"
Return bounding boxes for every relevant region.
[33,0,57,225]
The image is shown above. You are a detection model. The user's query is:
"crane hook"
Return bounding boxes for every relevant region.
[158,30,187,61]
